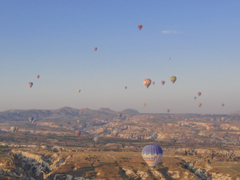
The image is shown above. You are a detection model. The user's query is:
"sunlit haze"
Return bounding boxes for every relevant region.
[1,0,240,114]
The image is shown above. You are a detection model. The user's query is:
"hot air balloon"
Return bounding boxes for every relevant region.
[126,117,129,121]
[94,47,97,51]
[222,103,225,107]
[36,75,40,79]
[75,130,81,137]
[170,76,177,84]
[143,103,146,107]
[207,126,211,131]
[167,109,170,113]
[143,78,151,88]
[198,92,201,96]
[113,130,119,137]
[119,113,122,118]
[169,57,171,60]
[142,144,163,169]
[10,126,16,132]
[198,103,202,107]
[14,128,19,133]
[194,97,197,100]
[221,117,225,121]
[125,86,127,89]
[77,120,80,123]
[161,81,165,85]
[94,137,99,143]
[28,82,33,88]
[78,89,81,93]
[138,24,143,30]
[29,117,34,123]
[152,81,155,85]
[185,119,188,122]
[147,115,150,119]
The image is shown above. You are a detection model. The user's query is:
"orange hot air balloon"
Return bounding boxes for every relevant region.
[198,103,202,107]
[75,130,81,137]
[28,82,33,88]
[198,92,201,96]
[125,86,127,89]
[143,103,146,107]
[94,47,97,51]
[14,128,19,133]
[207,126,211,131]
[161,81,165,85]
[36,75,40,79]
[143,78,151,88]
[152,81,155,85]
[138,24,143,30]
[167,109,170,113]
[169,57,171,60]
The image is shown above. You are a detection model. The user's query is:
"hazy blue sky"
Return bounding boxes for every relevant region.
[1,0,240,114]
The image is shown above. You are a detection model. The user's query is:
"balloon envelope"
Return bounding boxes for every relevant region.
[143,78,151,88]
[142,144,163,168]
[113,130,119,137]
[94,137,99,143]
[78,89,81,93]
[143,103,146,107]
[119,113,122,118]
[167,109,170,113]
[29,117,34,123]
[10,126,16,132]
[125,86,127,89]
[222,103,224,107]
[170,76,177,84]
[194,97,197,100]
[152,81,155,85]
[75,130,81,136]
[161,81,165,85]
[198,103,202,107]
[36,75,40,79]
[28,82,33,88]
[138,24,143,30]
[198,92,201,96]
[94,47,97,51]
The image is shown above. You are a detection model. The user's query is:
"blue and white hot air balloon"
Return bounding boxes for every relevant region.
[142,144,163,168]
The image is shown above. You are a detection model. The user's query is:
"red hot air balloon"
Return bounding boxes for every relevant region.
[194,97,197,100]
[143,78,151,88]
[198,92,201,96]
[167,109,170,113]
[222,103,225,107]
[94,47,97,51]
[75,130,81,137]
[36,75,40,79]
[152,81,155,85]
[126,117,129,121]
[125,86,127,89]
[138,24,143,30]
[147,116,150,119]
[169,57,171,60]
[161,81,165,85]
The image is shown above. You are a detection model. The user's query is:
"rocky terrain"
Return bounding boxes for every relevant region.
[0,107,240,179]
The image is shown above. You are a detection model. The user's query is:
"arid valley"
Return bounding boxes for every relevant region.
[0,107,240,180]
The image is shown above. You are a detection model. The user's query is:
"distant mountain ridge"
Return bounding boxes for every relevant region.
[0,107,139,123]
[228,109,240,115]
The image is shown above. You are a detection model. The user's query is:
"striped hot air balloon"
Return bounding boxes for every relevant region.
[142,144,163,169]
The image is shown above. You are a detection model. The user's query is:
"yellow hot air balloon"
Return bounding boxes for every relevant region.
[170,76,177,84]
